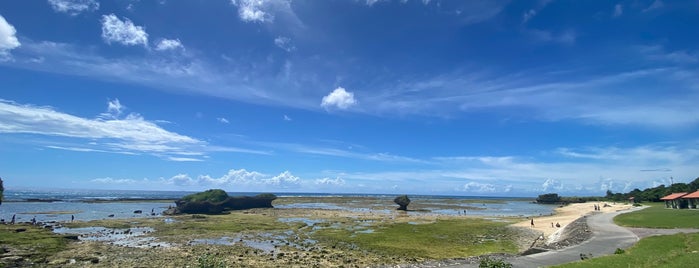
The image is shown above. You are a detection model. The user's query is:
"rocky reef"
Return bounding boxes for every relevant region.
[166,189,276,215]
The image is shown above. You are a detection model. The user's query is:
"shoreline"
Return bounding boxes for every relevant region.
[511,202,634,243]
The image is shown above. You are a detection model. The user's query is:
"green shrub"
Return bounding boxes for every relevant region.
[614,248,625,254]
[479,256,513,268]
[182,189,229,203]
[197,253,228,268]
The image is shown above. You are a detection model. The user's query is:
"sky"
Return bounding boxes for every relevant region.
[0,0,698,197]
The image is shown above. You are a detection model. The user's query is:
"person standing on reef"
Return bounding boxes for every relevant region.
[11,214,15,224]
[71,215,74,222]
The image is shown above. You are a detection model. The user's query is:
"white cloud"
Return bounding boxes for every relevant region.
[231,0,274,22]
[522,9,536,23]
[521,0,553,23]
[265,171,301,188]
[0,15,21,60]
[315,177,346,186]
[0,98,203,158]
[527,29,576,44]
[101,14,148,47]
[366,0,384,6]
[166,169,302,189]
[643,0,664,12]
[274,36,295,52]
[105,98,124,118]
[167,157,204,162]
[91,177,139,184]
[48,0,99,15]
[459,182,498,193]
[638,45,698,64]
[283,114,292,121]
[613,4,623,17]
[321,87,357,110]
[541,178,563,192]
[155,38,184,51]
[217,117,230,124]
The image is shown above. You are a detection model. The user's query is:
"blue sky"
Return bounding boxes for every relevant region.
[1,0,698,197]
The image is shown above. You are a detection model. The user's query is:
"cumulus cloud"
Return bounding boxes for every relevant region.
[155,38,184,51]
[231,0,274,22]
[104,98,124,118]
[167,169,302,189]
[321,87,357,110]
[265,171,301,188]
[0,15,21,60]
[48,0,99,15]
[541,178,563,192]
[217,117,230,124]
[101,14,148,47]
[274,36,295,52]
[0,98,203,158]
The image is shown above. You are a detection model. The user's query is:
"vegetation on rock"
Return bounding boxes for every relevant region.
[535,193,561,204]
[181,189,229,203]
[393,195,411,210]
[173,189,277,214]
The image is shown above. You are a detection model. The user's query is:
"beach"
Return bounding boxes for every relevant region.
[511,202,634,243]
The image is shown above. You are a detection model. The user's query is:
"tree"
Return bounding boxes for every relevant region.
[394,195,410,210]
[536,193,561,204]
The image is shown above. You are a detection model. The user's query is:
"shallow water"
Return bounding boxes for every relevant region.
[53,226,170,248]
[0,202,174,223]
[277,199,555,217]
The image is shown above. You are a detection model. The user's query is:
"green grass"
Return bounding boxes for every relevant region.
[554,232,699,268]
[0,224,69,263]
[313,218,518,259]
[614,202,699,228]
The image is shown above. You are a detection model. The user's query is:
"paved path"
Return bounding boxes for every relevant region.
[447,206,699,268]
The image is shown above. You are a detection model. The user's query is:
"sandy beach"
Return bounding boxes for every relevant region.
[511,202,634,242]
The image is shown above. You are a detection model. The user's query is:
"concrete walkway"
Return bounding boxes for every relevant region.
[447,206,699,268]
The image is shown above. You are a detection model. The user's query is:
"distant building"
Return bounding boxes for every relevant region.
[660,192,689,209]
[681,190,699,209]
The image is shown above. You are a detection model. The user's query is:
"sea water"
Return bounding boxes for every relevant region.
[0,189,555,223]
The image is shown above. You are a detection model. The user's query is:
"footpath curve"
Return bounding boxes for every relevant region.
[449,206,645,268]
[506,207,643,267]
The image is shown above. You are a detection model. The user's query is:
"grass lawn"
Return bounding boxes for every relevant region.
[614,202,699,228]
[555,202,699,267]
[554,232,699,268]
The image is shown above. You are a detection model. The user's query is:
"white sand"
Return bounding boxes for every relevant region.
[511,202,634,240]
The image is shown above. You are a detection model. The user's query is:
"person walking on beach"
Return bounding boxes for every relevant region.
[531,218,534,227]
[10,214,15,224]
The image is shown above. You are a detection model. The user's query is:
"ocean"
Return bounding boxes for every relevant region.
[0,189,555,223]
